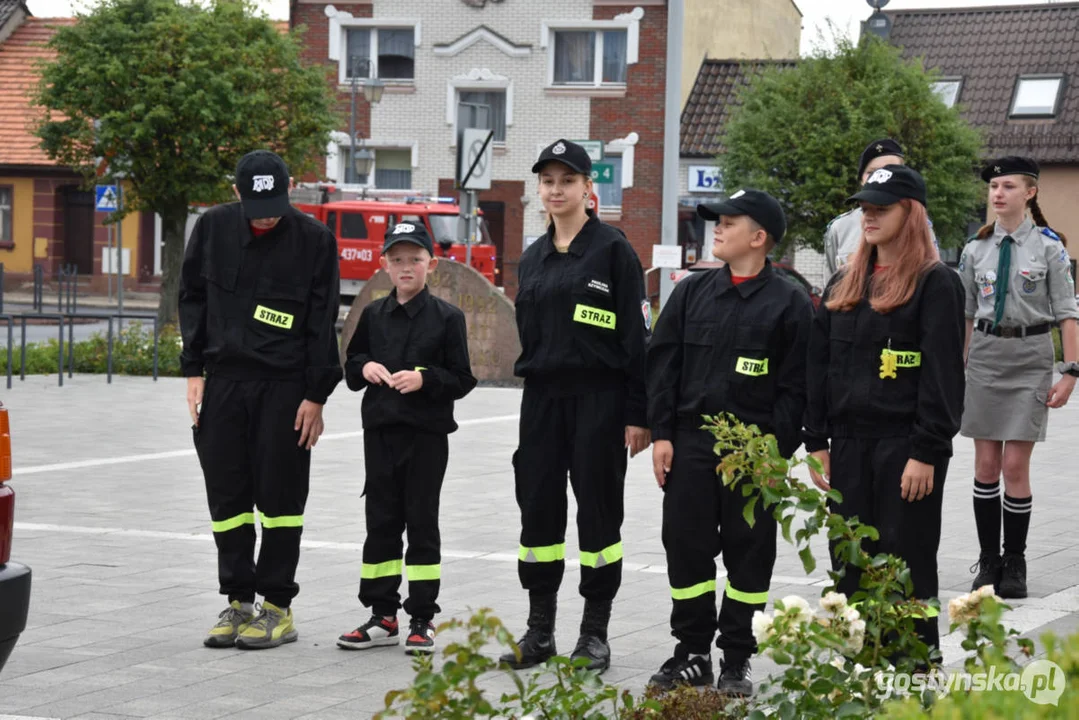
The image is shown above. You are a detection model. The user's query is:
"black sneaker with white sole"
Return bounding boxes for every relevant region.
[647,653,714,691]
[717,657,753,697]
[337,615,399,650]
[405,618,436,655]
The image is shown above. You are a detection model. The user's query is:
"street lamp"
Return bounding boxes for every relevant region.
[347,55,385,184]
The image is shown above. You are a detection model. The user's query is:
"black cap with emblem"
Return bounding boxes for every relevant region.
[383,221,434,255]
[857,138,905,180]
[981,156,1040,182]
[532,139,593,175]
[697,189,787,244]
[235,150,291,219]
[848,164,927,207]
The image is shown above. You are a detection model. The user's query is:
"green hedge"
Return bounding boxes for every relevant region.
[0,322,183,376]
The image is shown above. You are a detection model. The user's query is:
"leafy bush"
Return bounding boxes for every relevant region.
[0,321,182,377]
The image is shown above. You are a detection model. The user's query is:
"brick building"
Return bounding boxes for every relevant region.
[289,0,668,298]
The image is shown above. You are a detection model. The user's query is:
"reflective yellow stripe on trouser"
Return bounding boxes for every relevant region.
[211,512,256,533]
[725,580,768,605]
[261,514,303,529]
[580,541,623,569]
[362,559,403,580]
[672,579,717,601]
[407,564,441,581]
[518,543,566,563]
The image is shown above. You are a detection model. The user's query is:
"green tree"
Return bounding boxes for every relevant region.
[34,0,337,324]
[720,36,983,256]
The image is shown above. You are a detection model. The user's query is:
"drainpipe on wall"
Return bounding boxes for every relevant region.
[659,0,684,310]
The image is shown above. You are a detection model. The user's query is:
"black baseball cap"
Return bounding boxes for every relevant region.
[383,221,434,255]
[857,138,905,179]
[848,164,927,207]
[532,139,592,175]
[697,189,787,244]
[235,150,291,219]
[981,156,1039,182]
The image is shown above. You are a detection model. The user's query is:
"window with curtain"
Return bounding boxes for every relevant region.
[553,31,595,84]
[602,31,627,83]
[0,187,10,243]
[458,90,507,142]
[374,149,413,190]
[345,29,371,79]
[597,155,623,209]
[378,28,414,80]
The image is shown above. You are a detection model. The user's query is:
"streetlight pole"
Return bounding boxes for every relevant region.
[347,55,384,185]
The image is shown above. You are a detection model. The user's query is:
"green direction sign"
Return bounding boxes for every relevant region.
[591,163,615,184]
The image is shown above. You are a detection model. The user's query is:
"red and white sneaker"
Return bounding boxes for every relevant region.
[405,618,436,655]
[337,615,399,650]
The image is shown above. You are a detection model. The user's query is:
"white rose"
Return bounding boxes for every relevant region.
[751,610,774,643]
[820,591,848,613]
[972,585,998,603]
[842,605,862,624]
[829,656,846,670]
[780,595,814,624]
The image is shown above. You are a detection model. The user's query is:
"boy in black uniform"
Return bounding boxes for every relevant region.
[337,222,476,655]
[647,190,813,695]
[180,150,342,650]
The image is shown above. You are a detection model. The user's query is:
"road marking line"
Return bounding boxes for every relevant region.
[13,414,520,475]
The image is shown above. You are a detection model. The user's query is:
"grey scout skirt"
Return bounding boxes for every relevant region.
[961,329,1053,442]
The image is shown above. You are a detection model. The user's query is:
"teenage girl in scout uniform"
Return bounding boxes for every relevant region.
[804,165,965,659]
[960,157,1079,599]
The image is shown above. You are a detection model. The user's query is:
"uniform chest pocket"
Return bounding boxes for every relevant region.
[251,278,307,334]
[203,261,238,292]
[1018,261,1049,296]
[572,275,617,331]
[731,324,774,403]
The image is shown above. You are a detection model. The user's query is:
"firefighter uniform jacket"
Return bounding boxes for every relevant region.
[344,287,477,434]
[647,262,813,458]
[179,203,342,404]
[513,212,649,426]
[803,263,965,465]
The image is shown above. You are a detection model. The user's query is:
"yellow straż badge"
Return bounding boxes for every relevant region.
[879,348,921,379]
[254,305,294,330]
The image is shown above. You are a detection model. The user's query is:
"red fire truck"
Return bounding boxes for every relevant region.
[291,185,497,299]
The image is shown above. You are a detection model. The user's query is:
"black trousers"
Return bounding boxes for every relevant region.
[829,436,946,652]
[513,383,627,602]
[359,426,448,621]
[193,375,310,609]
[663,428,777,658]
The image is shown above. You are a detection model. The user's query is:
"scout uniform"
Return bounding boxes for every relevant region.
[823,139,937,283]
[960,156,1079,599]
[803,166,965,658]
[179,150,342,649]
[337,223,477,655]
[502,140,649,673]
[647,191,813,696]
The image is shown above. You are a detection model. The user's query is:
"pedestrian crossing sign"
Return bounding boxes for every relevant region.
[95,185,119,213]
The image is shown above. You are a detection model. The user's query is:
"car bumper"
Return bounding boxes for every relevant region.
[0,561,31,674]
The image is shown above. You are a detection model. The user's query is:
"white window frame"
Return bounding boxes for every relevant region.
[447,69,513,145]
[541,8,642,88]
[326,133,419,188]
[1009,74,1065,118]
[326,9,421,86]
[931,77,963,108]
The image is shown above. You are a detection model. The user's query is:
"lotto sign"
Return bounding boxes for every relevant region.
[688,165,722,193]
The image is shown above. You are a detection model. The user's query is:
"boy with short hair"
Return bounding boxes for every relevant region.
[337,222,477,655]
[646,190,813,696]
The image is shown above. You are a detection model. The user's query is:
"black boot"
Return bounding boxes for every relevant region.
[717,655,753,697]
[500,594,557,669]
[570,599,612,672]
[998,553,1027,599]
[970,551,1003,593]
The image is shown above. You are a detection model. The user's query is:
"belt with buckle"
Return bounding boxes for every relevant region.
[976,320,1051,338]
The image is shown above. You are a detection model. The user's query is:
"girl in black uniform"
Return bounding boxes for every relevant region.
[804,166,965,659]
[501,139,650,673]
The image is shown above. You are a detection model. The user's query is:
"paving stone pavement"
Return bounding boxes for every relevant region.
[1,375,1078,719]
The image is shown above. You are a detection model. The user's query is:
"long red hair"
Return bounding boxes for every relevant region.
[826,200,939,314]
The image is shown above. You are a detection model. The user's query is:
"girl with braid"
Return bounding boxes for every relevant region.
[959,156,1079,599]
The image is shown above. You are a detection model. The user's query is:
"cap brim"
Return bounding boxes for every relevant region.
[383,237,432,253]
[532,158,589,175]
[241,194,291,220]
[696,201,743,221]
[847,189,903,206]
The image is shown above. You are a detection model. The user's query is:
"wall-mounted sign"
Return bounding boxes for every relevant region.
[688,165,722,193]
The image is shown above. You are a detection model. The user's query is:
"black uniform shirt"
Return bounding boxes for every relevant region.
[513,212,649,427]
[647,262,813,458]
[803,263,965,465]
[344,287,477,434]
[178,203,343,404]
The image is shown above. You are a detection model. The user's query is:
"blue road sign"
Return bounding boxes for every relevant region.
[95,185,119,213]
